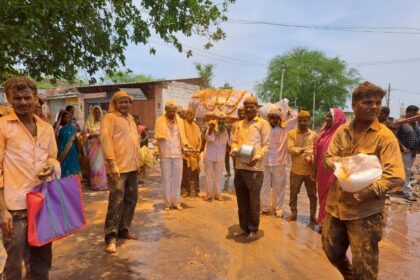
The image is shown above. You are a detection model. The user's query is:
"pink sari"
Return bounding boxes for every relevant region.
[314,108,346,225]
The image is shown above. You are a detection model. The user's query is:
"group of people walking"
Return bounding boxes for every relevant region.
[0,75,418,280]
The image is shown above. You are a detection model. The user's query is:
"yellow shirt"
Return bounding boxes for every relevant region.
[287,128,318,176]
[323,120,405,220]
[231,116,271,171]
[0,112,60,210]
[100,112,140,173]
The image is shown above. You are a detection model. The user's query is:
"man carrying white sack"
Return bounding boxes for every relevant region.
[322,82,405,280]
[203,112,231,201]
[154,100,188,211]
[260,108,297,218]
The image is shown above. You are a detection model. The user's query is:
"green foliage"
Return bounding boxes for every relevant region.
[256,47,361,124]
[0,0,235,83]
[195,63,214,88]
[35,78,86,89]
[219,82,233,89]
[100,69,156,84]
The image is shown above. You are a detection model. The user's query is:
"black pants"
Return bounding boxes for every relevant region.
[234,169,264,233]
[225,145,231,174]
[3,210,52,280]
[104,171,138,244]
[181,159,199,195]
[322,213,384,280]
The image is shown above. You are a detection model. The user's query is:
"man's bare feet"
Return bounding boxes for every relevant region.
[232,229,248,237]
[246,232,258,242]
[175,204,183,210]
[106,242,117,254]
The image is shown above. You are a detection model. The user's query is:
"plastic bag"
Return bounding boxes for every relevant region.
[334,153,382,193]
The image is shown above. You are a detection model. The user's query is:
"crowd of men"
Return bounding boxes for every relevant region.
[0,76,418,280]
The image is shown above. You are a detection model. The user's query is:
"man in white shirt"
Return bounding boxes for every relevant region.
[203,112,231,201]
[260,108,297,218]
[154,100,188,211]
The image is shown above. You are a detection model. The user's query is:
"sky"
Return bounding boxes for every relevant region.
[121,0,420,117]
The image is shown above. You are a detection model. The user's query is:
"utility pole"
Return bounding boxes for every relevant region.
[386,83,391,108]
[312,85,316,129]
[280,63,285,100]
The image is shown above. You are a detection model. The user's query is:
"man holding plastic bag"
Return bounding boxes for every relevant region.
[322,82,405,280]
[0,76,61,280]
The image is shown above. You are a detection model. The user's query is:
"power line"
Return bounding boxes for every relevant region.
[149,39,266,67]
[350,57,420,66]
[391,88,420,95]
[227,19,420,35]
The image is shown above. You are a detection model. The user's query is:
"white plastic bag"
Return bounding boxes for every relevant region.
[334,153,382,193]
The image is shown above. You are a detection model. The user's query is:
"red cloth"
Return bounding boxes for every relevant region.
[313,108,346,225]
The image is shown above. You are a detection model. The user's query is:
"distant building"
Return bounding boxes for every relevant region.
[40,78,202,129]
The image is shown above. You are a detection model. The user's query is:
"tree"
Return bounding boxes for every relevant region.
[100,69,156,84]
[0,1,235,83]
[195,63,214,88]
[219,82,233,89]
[256,47,360,124]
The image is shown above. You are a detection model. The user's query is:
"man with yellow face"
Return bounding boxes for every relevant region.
[101,91,141,254]
[154,100,188,211]
[287,110,318,225]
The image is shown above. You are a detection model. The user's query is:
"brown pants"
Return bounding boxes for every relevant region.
[181,159,199,195]
[322,213,384,280]
[289,172,317,216]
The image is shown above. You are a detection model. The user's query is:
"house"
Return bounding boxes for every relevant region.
[41,78,203,129]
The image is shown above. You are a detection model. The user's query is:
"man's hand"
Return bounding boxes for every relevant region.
[0,210,13,235]
[37,164,54,180]
[310,170,317,182]
[247,158,259,167]
[110,172,120,181]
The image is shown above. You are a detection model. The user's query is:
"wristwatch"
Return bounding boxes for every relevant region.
[353,193,362,202]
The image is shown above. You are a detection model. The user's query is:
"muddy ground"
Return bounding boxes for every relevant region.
[49,161,420,280]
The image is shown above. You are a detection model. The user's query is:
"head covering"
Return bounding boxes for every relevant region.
[165,100,177,109]
[84,105,103,131]
[298,110,311,118]
[313,108,346,225]
[243,96,259,106]
[109,91,133,112]
[267,108,281,117]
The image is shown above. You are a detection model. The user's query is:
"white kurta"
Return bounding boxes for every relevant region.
[157,121,183,206]
[204,130,230,197]
[261,115,297,211]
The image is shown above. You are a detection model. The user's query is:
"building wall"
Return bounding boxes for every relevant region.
[160,81,200,116]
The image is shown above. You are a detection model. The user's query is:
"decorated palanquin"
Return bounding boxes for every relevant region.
[189,89,252,121]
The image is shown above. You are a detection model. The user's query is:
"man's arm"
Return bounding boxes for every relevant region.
[100,115,119,174]
[0,126,13,234]
[287,131,302,156]
[369,136,405,197]
[323,130,343,172]
[285,110,298,131]
[254,120,271,160]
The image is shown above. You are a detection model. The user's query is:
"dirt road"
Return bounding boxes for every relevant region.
[50,165,420,280]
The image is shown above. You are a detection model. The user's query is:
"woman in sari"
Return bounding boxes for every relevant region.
[313,108,346,229]
[81,106,108,190]
[57,110,81,177]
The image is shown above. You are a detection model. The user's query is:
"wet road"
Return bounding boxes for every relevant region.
[50,165,420,280]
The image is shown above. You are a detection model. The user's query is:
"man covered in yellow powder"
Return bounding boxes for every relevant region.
[0,76,60,279]
[181,109,202,197]
[322,82,404,280]
[154,100,188,211]
[101,91,141,254]
[287,110,318,225]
